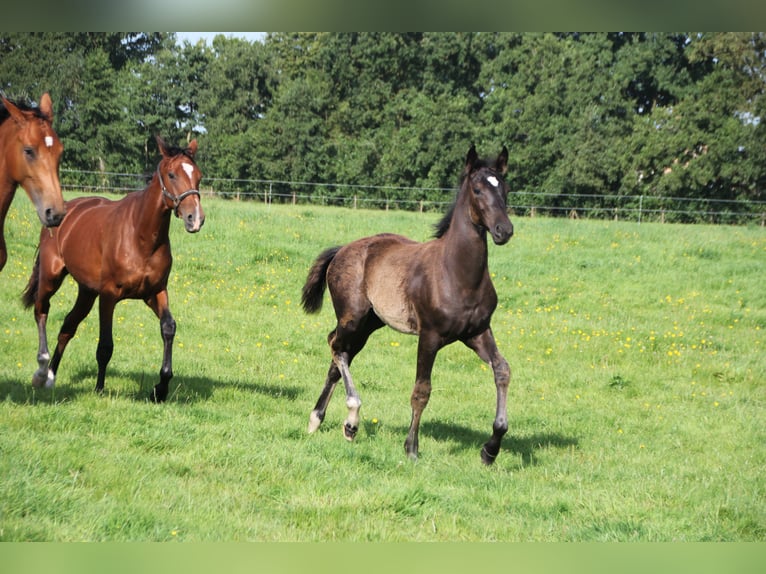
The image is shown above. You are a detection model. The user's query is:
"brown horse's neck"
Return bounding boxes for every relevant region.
[440,190,489,286]
[133,178,173,251]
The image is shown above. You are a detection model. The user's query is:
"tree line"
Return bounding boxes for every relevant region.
[2,32,764,221]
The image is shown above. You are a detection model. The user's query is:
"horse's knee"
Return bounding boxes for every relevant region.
[493,356,511,385]
[160,315,176,339]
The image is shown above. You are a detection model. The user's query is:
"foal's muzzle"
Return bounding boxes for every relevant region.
[490,221,514,245]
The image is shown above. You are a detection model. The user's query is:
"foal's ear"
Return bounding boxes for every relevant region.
[495,146,509,175]
[465,144,479,172]
[186,139,198,158]
[39,93,54,122]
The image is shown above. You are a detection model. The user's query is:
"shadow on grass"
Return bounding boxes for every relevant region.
[418,420,579,467]
[0,366,302,405]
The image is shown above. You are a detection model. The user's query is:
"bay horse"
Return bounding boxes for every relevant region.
[22,136,204,402]
[0,93,66,272]
[301,145,514,464]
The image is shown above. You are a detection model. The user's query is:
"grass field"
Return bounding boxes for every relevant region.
[0,190,764,541]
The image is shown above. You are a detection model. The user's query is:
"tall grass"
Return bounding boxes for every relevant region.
[1,191,763,540]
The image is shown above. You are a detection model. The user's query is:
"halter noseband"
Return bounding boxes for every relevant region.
[157,166,200,217]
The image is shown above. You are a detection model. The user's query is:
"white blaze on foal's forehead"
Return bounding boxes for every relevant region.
[44,136,54,148]
[486,176,499,187]
[182,162,195,179]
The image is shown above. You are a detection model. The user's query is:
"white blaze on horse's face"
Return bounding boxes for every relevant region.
[486,176,499,188]
[182,162,195,181]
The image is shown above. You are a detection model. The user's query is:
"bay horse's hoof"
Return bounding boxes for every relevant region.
[150,387,168,403]
[343,422,358,441]
[480,445,498,465]
[32,369,54,389]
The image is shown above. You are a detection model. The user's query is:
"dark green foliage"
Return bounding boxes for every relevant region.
[1,32,764,220]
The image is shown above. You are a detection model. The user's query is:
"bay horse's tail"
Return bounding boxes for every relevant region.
[21,250,40,309]
[301,246,341,314]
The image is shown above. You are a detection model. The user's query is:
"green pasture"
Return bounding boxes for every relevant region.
[0,191,764,541]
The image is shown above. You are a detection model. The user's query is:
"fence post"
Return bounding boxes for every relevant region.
[638,195,643,225]
[292,192,296,205]
[354,195,357,209]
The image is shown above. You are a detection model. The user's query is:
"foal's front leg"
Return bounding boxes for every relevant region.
[404,333,442,460]
[464,328,511,465]
[146,290,175,402]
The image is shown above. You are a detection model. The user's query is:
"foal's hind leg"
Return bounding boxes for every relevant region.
[464,328,511,465]
[308,314,382,440]
[307,352,341,433]
[46,286,98,386]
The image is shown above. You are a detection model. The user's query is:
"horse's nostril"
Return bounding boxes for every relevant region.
[44,208,65,227]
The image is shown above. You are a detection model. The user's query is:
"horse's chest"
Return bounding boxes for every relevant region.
[110,253,170,298]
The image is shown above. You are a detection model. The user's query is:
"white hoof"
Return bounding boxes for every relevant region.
[32,369,55,389]
[308,411,322,433]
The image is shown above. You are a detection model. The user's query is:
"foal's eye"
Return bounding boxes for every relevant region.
[472,186,481,195]
[23,146,36,160]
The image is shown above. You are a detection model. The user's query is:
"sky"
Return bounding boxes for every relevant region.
[175,32,266,45]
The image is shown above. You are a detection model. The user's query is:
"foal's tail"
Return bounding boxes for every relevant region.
[21,250,40,309]
[301,246,340,314]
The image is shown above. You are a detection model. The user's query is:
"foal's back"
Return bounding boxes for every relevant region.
[327,232,447,336]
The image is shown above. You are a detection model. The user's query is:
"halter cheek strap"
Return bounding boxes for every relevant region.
[157,167,200,217]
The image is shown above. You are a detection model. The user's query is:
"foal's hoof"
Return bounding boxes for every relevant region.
[32,369,55,389]
[343,422,358,441]
[308,411,323,433]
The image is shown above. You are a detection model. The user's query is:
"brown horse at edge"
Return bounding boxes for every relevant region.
[0,93,66,273]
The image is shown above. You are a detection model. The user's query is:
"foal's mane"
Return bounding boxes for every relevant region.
[433,153,500,239]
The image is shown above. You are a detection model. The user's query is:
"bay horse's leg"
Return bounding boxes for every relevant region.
[145,290,175,403]
[94,296,117,394]
[46,285,98,387]
[404,332,443,460]
[0,191,13,273]
[32,308,54,388]
[464,328,511,465]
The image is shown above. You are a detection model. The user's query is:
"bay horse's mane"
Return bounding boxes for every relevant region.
[0,95,47,125]
[163,143,196,160]
[142,139,197,183]
[433,153,502,239]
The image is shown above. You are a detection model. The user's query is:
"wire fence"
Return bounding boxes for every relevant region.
[61,168,766,226]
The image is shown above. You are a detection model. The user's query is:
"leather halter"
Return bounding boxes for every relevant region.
[157,166,200,217]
